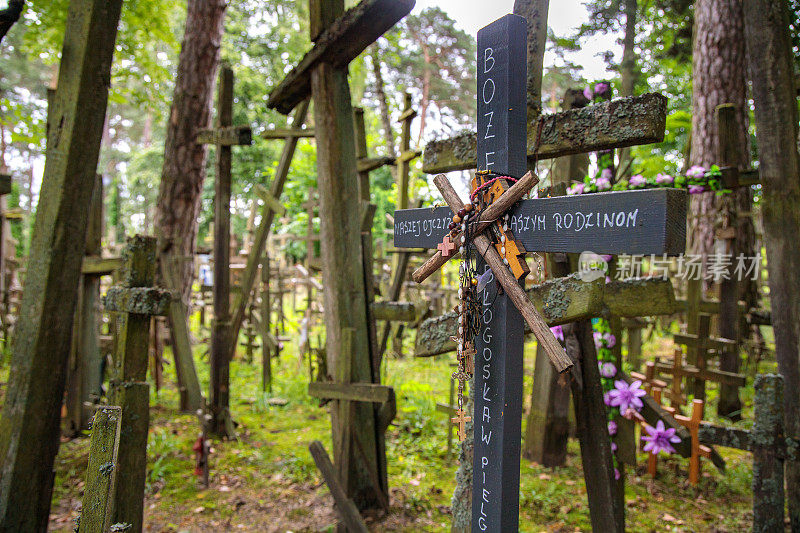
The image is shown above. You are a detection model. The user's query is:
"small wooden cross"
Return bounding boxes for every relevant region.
[451,409,472,442]
[437,234,456,258]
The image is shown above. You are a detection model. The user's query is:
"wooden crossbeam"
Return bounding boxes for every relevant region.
[308,382,393,403]
[415,275,676,357]
[196,125,252,146]
[655,361,746,387]
[82,256,123,275]
[422,93,667,173]
[673,332,737,351]
[254,184,287,216]
[371,301,416,322]
[267,0,415,114]
[103,287,171,316]
[308,441,368,533]
[698,423,752,451]
[260,127,315,139]
[357,155,395,173]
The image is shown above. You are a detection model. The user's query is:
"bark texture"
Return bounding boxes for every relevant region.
[154,0,227,301]
[742,0,800,528]
[689,0,752,264]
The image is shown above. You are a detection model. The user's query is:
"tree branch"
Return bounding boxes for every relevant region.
[0,0,24,44]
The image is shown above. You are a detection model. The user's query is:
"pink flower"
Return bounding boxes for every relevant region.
[551,325,564,342]
[614,468,621,480]
[583,86,594,101]
[608,420,617,436]
[593,331,603,350]
[642,420,681,456]
[604,391,613,407]
[567,183,585,195]
[594,82,611,97]
[607,380,646,414]
[688,184,706,194]
[603,332,617,349]
[596,177,612,191]
[601,168,614,180]
[686,165,706,179]
[599,361,617,378]
[629,174,646,188]
[611,442,618,452]
[655,173,674,185]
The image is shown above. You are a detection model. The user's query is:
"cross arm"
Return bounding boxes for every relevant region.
[433,175,572,373]
[422,93,668,174]
[267,0,415,114]
[308,382,393,403]
[196,125,253,146]
[103,286,171,316]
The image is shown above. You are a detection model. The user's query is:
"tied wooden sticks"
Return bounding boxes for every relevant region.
[428,173,573,374]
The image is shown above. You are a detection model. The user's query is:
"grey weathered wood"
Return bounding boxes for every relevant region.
[698,423,752,451]
[106,236,158,532]
[225,100,310,362]
[422,93,668,174]
[743,2,800,526]
[103,287,171,316]
[160,262,204,412]
[309,382,393,403]
[210,66,234,437]
[308,441,369,533]
[752,374,785,531]
[196,125,252,146]
[310,4,385,507]
[371,301,416,322]
[0,0,124,527]
[415,276,676,357]
[78,406,122,533]
[260,127,316,139]
[82,256,123,275]
[267,0,415,114]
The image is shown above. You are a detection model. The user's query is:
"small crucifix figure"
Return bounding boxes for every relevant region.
[451,408,472,442]
[438,234,457,258]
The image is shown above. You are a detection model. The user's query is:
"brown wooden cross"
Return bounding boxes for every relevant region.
[450,409,472,442]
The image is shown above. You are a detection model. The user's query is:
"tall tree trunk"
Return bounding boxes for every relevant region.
[154,0,227,300]
[689,0,750,265]
[369,45,395,156]
[742,0,800,528]
[690,0,755,419]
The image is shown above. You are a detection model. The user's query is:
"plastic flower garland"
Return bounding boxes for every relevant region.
[568,161,728,196]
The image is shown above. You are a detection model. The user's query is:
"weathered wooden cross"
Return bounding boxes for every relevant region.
[196,65,252,437]
[393,14,687,532]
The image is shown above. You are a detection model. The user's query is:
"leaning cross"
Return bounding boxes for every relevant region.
[394,14,687,532]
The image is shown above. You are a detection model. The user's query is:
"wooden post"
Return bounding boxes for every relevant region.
[105,236,170,532]
[78,406,122,533]
[715,103,743,419]
[261,254,272,393]
[308,441,368,533]
[309,0,387,510]
[210,66,234,437]
[65,173,105,436]
[0,0,124,527]
[752,373,785,531]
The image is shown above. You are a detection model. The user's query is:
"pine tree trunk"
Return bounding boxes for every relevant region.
[618,0,637,168]
[154,0,227,301]
[369,45,396,156]
[742,0,800,527]
[690,0,755,419]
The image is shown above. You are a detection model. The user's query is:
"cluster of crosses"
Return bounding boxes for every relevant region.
[394,14,687,532]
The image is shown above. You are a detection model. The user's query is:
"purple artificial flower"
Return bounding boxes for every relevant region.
[567,183,585,196]
[607,380,647,414]
[611,442,618,452]
[593,331,603,350]
[596,177,612,191]
[629,174,646,188]
[642,420,681,456]
[583,86,594,101]
[603,332,617,349]
[551,325,564,342]
[601,168,614,180]
[614,468,621,480]
[656,173,674,186]
[686,165,706,179]
[594,82,611,97]
[688,184,706,195]
[600,254,613,262]
[604,391,613,407]
[608,420,618,436]
[599,361,617,378]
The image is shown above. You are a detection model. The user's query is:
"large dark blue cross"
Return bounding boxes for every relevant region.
[394,13,686,533]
